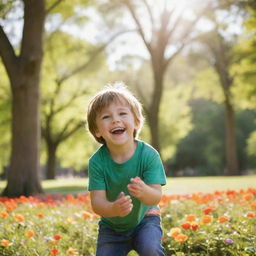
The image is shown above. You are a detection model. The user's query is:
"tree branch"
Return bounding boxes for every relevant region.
[123,0,152,53]
[56,29,135,84]
[56,119,83,143]
[0,25,18,80]
[141,0,154,35]
[46,0,64,14]
[54,88,88,115]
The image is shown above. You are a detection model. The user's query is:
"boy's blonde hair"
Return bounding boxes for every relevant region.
[87,82,144,144]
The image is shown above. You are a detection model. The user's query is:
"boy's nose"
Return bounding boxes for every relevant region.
[112,115,121,123]
[113,118,121,123]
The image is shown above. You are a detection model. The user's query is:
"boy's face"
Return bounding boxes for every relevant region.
[95,99,139,147]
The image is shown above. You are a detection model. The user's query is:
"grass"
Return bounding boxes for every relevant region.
[0,175,256,195]
[0,176,255,256]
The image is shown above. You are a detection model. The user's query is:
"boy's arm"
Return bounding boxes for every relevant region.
[127,178,162,206]
[90,190,133,217]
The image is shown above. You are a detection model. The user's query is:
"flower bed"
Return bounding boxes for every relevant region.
[0,189,255,255]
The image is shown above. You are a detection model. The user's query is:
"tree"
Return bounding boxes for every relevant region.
[194,0,252,175]
[203,29,239,175]
[41,25,126,179]
[0,0,45,196]
[100,0,209,153]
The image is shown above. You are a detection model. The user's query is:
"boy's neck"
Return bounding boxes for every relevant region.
[107,140,137,164]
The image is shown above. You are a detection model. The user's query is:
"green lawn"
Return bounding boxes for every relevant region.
[0,175,255,195]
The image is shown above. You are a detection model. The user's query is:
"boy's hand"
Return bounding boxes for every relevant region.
[127,177,146,199]
[112,192,133,217]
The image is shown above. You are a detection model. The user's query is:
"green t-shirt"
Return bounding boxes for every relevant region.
[88,140,166,233]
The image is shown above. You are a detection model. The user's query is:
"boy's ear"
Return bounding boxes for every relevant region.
[135,120,141,130]
[95,130,101,138]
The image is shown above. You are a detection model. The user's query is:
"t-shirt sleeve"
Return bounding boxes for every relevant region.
[88,157,106,191]
[142,147,166,186]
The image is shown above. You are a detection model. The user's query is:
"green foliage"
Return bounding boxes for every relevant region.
[247,131,256,158]
[41,28,105,171]
[0,64,11,173]
[169,100,225,176]
[170,99,256,176]
[192,68,224,103]
[159,88,193,162]
[46,0,90,20]
[56,130,98,171]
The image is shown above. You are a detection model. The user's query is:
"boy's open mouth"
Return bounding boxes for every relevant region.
[110,127,125,134]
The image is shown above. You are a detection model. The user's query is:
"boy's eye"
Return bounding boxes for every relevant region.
[120,112,127,116]
[102,115,110,120]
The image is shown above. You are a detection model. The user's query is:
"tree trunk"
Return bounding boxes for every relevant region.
[46,143,57,180]
[3,83,43,196]
[224,99,239,175]
[147,58,165,153]
[1,0,45,197]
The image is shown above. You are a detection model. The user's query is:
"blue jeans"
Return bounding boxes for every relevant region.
[95,215,165,256]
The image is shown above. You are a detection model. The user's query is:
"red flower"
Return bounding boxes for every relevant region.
[54,235,62,241]
[191,222,199,231]
[180,222,191,230]
[50,248,58,256]
[203,205,216,215]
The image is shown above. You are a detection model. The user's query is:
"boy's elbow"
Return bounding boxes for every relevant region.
[143,193,162,206]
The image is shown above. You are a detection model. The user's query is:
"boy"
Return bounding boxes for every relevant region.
[87,82,166,256]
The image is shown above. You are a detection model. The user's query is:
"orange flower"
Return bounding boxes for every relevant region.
[50,248,58,256]
[246,211,255,218]
[186,214,196,222]
[1,239,10,247]
[67,247,79,255]
[167,227,181,238]
[175,234,188,242]
[180,222,191,230]
[201,215,213,224]
[250,201,256,210]
[191,222,199,231]
[4,201,17,211]
[0,211,9,218]
[14,214,25,222]
[25,230,35,238]
[36,213,45,219]
[243,193,254,201]
[82,211,93,219]
[218,216,229,223]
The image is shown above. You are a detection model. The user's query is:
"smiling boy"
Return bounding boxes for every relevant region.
[87,82,166,256]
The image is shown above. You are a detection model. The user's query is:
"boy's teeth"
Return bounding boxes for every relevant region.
[111,128,125,134]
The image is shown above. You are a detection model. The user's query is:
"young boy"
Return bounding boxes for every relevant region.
[87,82,166,256]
